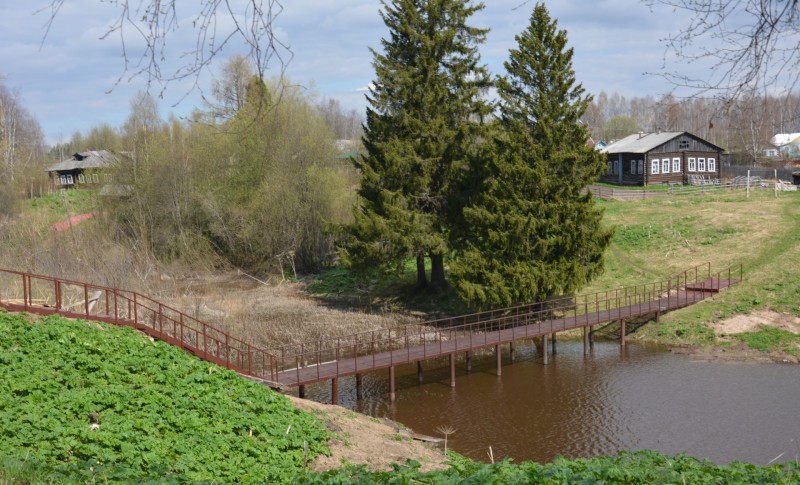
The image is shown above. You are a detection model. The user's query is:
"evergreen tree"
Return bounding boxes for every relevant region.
[342,0,491,289]
[450,3,612,307]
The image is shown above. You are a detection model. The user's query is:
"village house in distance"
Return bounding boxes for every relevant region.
[599,131,723,186]
[46,150,117,189]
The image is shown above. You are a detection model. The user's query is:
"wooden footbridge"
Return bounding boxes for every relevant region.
[0,264,740,403]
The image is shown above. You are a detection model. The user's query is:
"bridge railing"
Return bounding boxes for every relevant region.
[272,263,742,381]
[0,269,277,381]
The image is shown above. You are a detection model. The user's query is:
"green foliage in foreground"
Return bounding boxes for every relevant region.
[0,312,329,483]
[300,450,800,485]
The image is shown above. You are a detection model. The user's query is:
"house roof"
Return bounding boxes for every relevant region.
[600,132,685,154]
[46,150,117,173]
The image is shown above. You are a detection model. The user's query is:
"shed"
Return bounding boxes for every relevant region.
[46,150,117,188]
[599,132,724,186]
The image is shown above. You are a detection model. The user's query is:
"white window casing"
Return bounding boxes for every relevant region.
[708,158,716,172]
[662,158,670,174]
[651,159,660,174]
[698,158,706,171]
[688,157,696,172]
[672,157,680,173]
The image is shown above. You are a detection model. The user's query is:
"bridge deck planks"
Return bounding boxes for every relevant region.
[275,286,731,386]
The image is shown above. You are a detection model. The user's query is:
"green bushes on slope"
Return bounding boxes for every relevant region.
[0,312,329,483]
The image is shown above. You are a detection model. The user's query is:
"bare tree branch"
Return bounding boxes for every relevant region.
[37,1,291,101]
[645,0,800,99]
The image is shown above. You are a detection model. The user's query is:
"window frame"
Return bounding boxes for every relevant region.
[637,160,644,175]
[708,157,716,172]
[662,158,670,174]
[688,157,696,172]
[698,157,706,171]
[672,157,681,173]
[651,159,660,174]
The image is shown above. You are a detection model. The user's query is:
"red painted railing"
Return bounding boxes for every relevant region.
[0,269,277,381]
[0,263,741,387]
[269,263,742,384]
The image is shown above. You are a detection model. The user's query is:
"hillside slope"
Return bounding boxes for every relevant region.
[0,311,328,483]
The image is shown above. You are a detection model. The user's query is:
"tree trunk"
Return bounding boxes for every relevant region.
[416,253,427,288]
[430,253,446,290]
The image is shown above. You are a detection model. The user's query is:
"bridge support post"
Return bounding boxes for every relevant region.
[551,332,558,355]
[620,320,626,347]
[495,345,502,376]
[389,366,396,402]
[331,378,339,405]
[417,362,423,385]
[356,374,363,400]
[509,342,515,363]
[449,354,456,388]
[299,385,306,399]
[465,351,472,373]
[542,334,549,365]
[589,326,595,351]
[583,326,590,356]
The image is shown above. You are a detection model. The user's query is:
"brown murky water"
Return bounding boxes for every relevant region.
[301,340,800,465]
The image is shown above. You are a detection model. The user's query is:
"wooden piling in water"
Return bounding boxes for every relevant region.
[620,320,626,347]
[465,351,472,373]
[495,345,502,376]
[331,378,338,405]
[417,361,423,384]
[389,366,396,402]
[449,354,456,388]
[543,334,549,365]
[551,332,558,355]
[356,374,363,400]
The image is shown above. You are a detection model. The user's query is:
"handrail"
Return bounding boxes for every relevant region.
[1,263,742,388]
[270,263,742,382]
[0,269,278,381]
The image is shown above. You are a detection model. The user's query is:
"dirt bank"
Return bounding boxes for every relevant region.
[287,396,449,473]
[664,310,800,364]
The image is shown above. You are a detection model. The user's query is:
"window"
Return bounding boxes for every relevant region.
[637,160,644,174]
[92,173,100,183]
[662,158,670,174]
[651,159,660,174]
[688,157,696,172]
[78,174,85,184]
[608,161,613,175]
[630,160,636,174]
[679,140,690,150]
[59,175,67,185]
[672,157,681,173]
[66,175,73,185]
[698,158,706,171]
[708,158,716,172]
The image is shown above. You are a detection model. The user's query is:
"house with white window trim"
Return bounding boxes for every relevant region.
[46,150,116,189]
[599,131,723,186]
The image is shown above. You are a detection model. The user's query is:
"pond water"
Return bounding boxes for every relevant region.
[300,340,800,465]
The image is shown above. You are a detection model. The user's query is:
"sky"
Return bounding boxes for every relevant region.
[0,0,692,146]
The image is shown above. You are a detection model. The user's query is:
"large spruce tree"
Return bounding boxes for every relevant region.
[450,3,612,307]
[342,0,491,289]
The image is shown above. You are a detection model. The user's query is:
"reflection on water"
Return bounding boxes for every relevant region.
[301,340,800,465]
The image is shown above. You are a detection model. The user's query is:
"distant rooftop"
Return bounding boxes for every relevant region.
[46,150,117,173]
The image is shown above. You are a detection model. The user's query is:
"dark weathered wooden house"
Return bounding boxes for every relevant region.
[46,150,116,188]
[599,132,723,186]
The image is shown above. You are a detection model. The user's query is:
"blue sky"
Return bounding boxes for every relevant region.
[0,1,690,146]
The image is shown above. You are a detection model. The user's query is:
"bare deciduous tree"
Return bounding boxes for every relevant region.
[645,0,800,98]
[38,1,291,96]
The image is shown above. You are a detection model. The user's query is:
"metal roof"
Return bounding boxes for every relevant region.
[46,150,117,172]
[600,132,685,154]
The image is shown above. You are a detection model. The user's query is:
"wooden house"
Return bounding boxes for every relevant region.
[46,150,116,188]
[599,131,723,186]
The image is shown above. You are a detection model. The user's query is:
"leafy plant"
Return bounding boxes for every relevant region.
[0,313,329,483]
